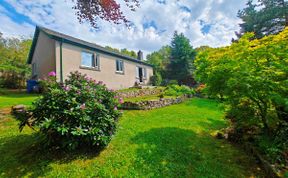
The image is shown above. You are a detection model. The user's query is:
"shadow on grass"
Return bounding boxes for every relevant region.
[131,127,264,178]
[0,134,103,177]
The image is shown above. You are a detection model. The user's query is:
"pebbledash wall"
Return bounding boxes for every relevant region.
[55,42,153,90]
[31,31,56,79]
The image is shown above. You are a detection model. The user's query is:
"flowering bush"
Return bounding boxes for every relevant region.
[19,71,121,150]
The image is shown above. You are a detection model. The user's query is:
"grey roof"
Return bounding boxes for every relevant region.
[27,26,152,67]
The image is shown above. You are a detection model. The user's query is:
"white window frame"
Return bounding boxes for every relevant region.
[80,51,100,70]
[116,59,124,74]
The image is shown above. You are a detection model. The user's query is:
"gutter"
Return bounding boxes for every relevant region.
[60,40,63,83]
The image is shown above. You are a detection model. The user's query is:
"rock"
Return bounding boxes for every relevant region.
[120,95,189,110]
[12,105,26,110]
[11,105,27,115]
[117,88,163,99]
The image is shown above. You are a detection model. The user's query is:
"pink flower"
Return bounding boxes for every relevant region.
[80,103,86,110]
[114,107,118,110]
[63,85,70,91]
[118,98,124,104]
[98,81,103,85]
[48,71,56,77]
[114,96,118,99]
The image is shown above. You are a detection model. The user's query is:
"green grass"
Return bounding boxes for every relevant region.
[0,89,39,108]
[0,92,264,177]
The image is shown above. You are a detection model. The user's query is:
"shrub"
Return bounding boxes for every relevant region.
[167,80,178,86]
[17,71,121,150]
[195,28,288,164]
[150,72,162,86]
[164,84,195,97]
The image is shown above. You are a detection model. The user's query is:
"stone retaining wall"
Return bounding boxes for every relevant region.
[117,88,163,99]
[120,95,189,110]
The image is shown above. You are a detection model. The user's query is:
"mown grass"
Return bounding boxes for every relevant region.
[0,89,39,108]
[0,91,264,177]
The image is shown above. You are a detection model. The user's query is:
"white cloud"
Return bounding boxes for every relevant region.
[1,0,247,57]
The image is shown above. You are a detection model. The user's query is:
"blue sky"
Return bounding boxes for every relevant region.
[0,0,248,57]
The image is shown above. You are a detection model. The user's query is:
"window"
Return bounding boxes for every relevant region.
[81,51,99,69]
[116,60,124,73]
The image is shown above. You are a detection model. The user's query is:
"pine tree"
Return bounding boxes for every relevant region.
[237,0,288,39]
[167,32,196,86]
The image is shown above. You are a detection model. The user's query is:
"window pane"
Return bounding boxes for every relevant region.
[116,60,124,72]
[95,55,99,67]
[81,52,93,67]
[120,61,123,71]
[116,60,119,71]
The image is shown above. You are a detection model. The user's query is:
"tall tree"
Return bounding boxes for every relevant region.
[167,32,196,86]
[237,0,288,38]
[72,0,140,28]
[146,46,171,85]
[236,0,260,38]
[146,45,171,76]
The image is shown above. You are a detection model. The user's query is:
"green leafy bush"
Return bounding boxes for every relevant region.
[195,28,288,164]
[150,72,162,86]
[167,80,178,86]
[164,84,195,97]
[18,71,121,150]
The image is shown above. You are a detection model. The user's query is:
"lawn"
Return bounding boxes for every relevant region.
[0,89,39,109]
[0,92,264,177]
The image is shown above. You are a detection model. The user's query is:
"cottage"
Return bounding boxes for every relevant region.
[27,26,153,89]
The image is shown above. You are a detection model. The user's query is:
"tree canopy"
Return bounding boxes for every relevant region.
[236,0,288,39]
[167,32,196,85]
[0,34,32,88]
[195,27,288,132]
[72,0,140,28]
[104,46,137,58]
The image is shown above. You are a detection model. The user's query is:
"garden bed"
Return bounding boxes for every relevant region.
[120,95,190,110]
[117,87,164,98]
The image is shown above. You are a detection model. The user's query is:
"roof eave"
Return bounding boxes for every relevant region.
[27,26,40,64]
[28,26,153,67]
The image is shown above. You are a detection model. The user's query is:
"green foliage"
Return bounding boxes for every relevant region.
[164,84,195,97]
[167,79,178,86]
[146,45,171,79]
[150,71,162,86]
[167,31,196,86]
[104,46,137,58]
[17,71,121,150]
[237,0,288,39]
[120,48,137,58]
[0,34,32,89]
[195,28,288,163]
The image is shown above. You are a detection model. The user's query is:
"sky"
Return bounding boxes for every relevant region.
[0,0,248,58]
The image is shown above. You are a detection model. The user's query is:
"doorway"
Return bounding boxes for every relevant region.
[138,67,143,83]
